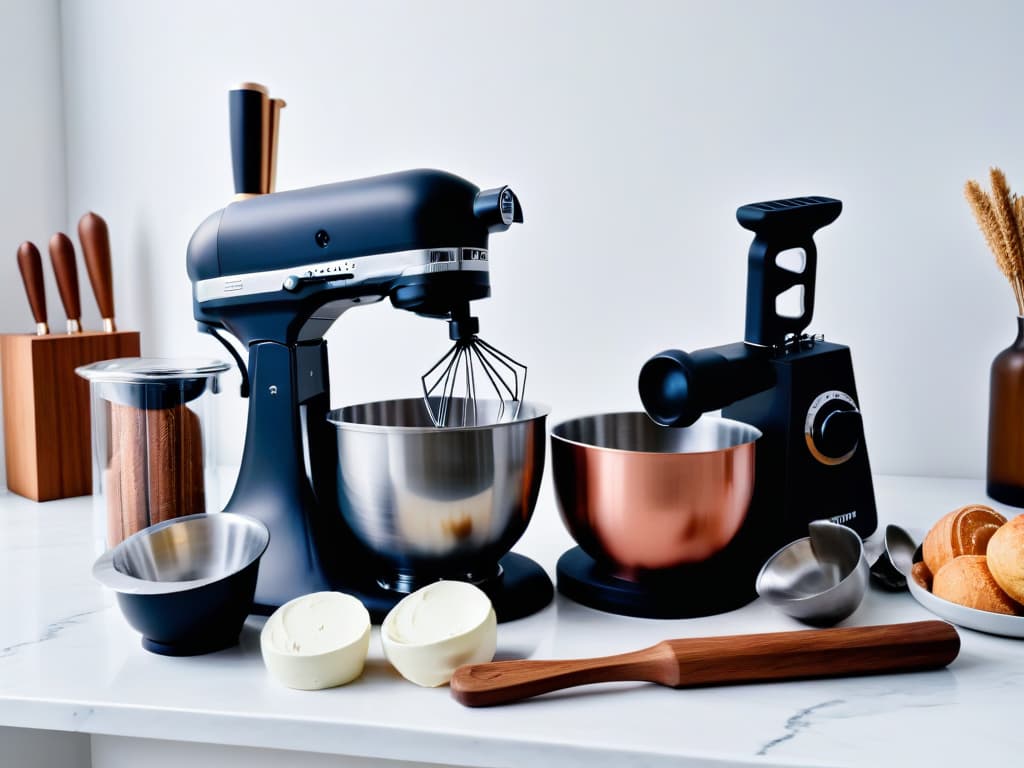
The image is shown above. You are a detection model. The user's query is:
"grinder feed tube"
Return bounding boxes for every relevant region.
[640,343,774,428]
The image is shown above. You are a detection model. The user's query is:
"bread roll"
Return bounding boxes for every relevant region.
[987,514,1024,604]
[922,504,1006,576]
[932,555,1022,615]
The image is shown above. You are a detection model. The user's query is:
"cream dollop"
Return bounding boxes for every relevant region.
[261,591,370,690]
[387,581,491,644]
[382,581,496,687]
[268,592,366,655]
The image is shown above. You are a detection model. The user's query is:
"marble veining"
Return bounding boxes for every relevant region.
[756,699,844,756]
[0,607,109,659]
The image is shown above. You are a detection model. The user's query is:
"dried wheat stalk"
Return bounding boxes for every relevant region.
[964,168,1024,314]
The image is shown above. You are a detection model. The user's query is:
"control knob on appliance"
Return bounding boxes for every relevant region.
[474,187,524,232]
[805,390,862,465]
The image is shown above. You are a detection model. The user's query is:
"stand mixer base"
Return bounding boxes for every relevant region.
[353,553,554,624]
[557,547,758,619]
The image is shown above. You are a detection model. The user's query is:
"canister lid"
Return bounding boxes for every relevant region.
[76,358,230,409]
[76,357,230,383]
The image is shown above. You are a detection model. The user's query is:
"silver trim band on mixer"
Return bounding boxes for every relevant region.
[194,246,489,303]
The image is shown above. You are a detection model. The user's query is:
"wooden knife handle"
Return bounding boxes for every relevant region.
[48,232,81,325]
[229,82,268,197]
[450,621,960,707]
[16,241,47,329]
[78,212,115,325]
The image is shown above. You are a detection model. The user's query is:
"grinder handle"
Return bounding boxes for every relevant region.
[737,196,841,347]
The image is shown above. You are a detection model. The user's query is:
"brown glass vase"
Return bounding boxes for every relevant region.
[988,316,1024,506]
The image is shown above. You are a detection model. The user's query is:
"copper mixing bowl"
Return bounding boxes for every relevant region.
[550,413,760,576]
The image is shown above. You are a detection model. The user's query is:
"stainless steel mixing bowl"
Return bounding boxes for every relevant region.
[756,520,868,626]
[327,398,549,587]
[92,512,269,655]
[551,413,760,575]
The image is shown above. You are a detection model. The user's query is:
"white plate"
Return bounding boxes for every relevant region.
[907,551,1024,638]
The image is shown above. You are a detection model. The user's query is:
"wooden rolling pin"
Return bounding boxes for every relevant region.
[450,621,960,707]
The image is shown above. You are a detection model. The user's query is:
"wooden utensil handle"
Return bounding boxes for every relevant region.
[450,621,960,707]
[16,241,47,327]
[48,232,81,320]
[663,620,959,686]
[78,212,115,322]
[452,649,673,707]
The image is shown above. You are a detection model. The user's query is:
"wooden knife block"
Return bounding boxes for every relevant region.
[1,331,140,501]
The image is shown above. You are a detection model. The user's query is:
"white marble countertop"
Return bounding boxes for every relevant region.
[1,475,1022,767]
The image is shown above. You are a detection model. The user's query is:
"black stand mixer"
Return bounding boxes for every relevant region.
[559,196,878,618]
[186,86,552,620]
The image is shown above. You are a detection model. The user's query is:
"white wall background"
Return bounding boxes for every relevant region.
[4,0,1022,480]
[0,0,69,485]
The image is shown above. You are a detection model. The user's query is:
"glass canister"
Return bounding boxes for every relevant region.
[76,358,230,552]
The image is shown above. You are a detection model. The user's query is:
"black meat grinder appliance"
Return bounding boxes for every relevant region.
[186,86,551,620]
[562,196,878,618]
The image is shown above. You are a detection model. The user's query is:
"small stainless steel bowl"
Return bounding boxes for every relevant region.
[328,398,548,588]
[551,413,760,575]
[93,513,269,655]
[756,521,869,626]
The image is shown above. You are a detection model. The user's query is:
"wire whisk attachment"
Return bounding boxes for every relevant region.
[421,316,527,428]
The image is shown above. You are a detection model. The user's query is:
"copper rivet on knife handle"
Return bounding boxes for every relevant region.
[48,232,82,332]
[16,241,48,334]
[78,212,116,331]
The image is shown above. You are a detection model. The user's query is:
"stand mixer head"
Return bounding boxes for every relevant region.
[185,86,539,615]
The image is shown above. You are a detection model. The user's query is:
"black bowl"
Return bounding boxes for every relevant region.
[93,513,270,656]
